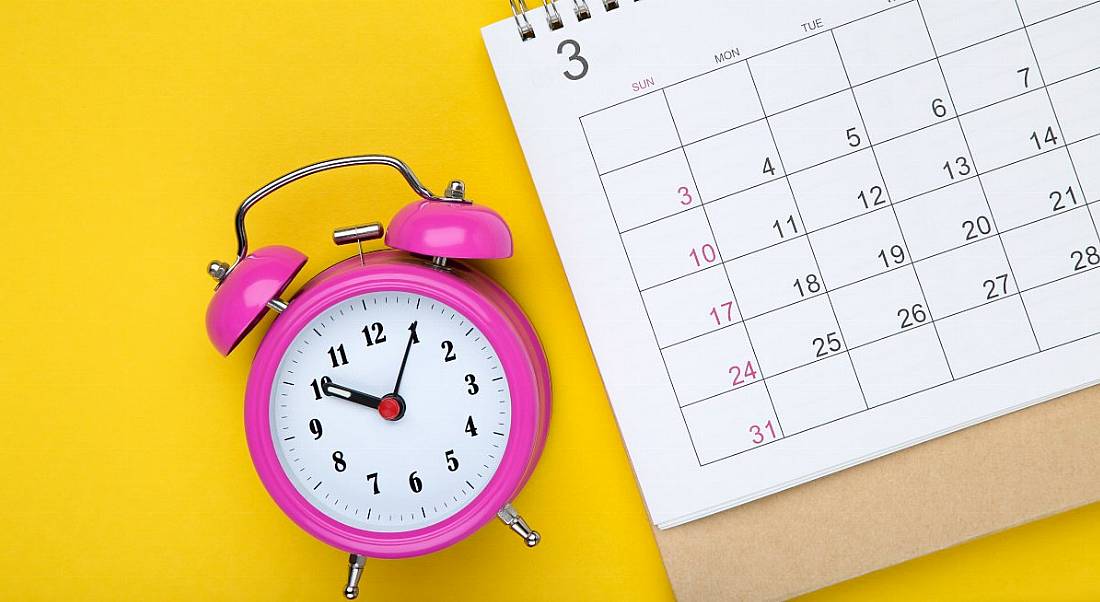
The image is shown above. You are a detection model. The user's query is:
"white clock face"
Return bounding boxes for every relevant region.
[269,291,511,532]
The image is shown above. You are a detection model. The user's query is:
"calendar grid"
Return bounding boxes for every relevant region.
[578,120,707,465]
[742,58,870,409]
[637,138,1098,338]
[828,27,955,378]
[577,0,1100,122]
[659,206,1100,352]
[659,88,788,438]
[577,0,1100,466]
[682,264,1100,411]
[599,63,1096,183]
[578,1,920,121]
[1012,0,1100,247]
[606,66,1100,225]
[699,328,1100,465]
[618,129,1100,248]
[913,0,1044,353]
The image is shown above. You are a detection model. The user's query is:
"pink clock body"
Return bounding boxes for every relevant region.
[205,165,551,575]
[246,250,550,557]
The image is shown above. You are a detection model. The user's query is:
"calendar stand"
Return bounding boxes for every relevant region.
[653,385,1100,601]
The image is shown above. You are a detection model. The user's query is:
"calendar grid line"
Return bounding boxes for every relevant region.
[577,117,706,466]
[682,87,850,150]
[607,68,1022,175]
[637,192,1089,301]
[578,0,1100,123]
[679,262,1100,410]
[617,126,1100,239]
[658,320,744,352]
[829,28,956,379]
[639,198,1094,345]
[742,180,1089,263]
[914,0,1043,352]
[598,59,1097,184]
[699,325,1100,466]
[890,133,1100,203]
[577,0,920,121]
[658,88,787,439]
[1012,0,1100,295]
[744,58,871,410]
[656,204,1098,352]
[1021,0,1100,27]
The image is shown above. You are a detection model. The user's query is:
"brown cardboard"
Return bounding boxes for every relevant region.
[653,385,1100,601]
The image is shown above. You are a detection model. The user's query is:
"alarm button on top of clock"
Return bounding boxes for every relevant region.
[385,181,513,260]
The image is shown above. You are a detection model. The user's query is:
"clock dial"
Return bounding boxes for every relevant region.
[270,291,511,531]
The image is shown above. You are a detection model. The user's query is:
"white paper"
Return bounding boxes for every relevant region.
[483,0,1100,528]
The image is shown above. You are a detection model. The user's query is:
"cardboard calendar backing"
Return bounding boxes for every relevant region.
[652,384,1100,600]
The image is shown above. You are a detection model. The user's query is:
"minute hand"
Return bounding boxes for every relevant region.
[391,321,418,396]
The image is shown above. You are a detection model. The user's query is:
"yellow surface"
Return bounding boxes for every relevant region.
[1,1,1096,599]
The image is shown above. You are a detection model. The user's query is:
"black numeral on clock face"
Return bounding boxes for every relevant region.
[332,451,346,472]
[441,340,457,362]
[327,344,348,368]
[362,322,386,346]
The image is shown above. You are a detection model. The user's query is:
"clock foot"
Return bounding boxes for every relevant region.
[343,554,366,599]
[497,503,541,547]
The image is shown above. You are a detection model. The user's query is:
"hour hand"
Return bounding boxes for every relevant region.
[319,377,382,409]
[319,377,405,421]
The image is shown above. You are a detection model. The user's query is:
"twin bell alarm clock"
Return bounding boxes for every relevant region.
[203,155,550,598]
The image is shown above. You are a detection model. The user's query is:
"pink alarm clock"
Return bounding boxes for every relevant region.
[203,156,550,598]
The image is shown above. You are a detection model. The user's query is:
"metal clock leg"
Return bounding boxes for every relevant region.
[343,554,366,599]
[497,503,541,547]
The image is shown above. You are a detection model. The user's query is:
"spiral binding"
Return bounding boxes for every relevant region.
[509,0,630,41]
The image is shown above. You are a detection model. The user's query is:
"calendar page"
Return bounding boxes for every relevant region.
[483,0,1100,528]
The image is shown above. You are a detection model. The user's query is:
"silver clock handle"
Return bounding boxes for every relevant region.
[207,155,448,284]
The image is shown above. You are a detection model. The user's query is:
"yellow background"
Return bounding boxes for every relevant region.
[2,1,1097,599]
